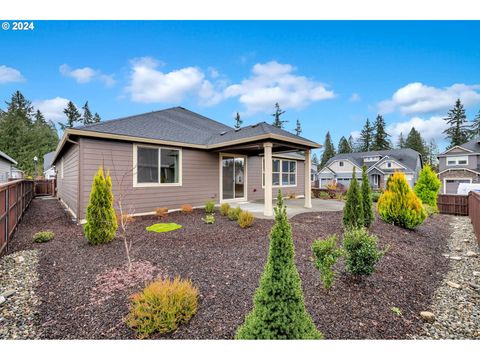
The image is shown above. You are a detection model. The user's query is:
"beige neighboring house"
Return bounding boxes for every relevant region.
[437,139,480,194]
[0,150,17,182]
[51,107,320,222]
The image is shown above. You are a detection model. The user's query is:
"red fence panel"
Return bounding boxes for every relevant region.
[468,191,480,244]
[437,194,469,216]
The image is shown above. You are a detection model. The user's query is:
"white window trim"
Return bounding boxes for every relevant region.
[446,156,469,166]
[133,143,182,188]
[262,158,298,188]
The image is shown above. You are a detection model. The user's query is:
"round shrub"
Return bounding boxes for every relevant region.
[204,200,215,214]
[155,207,168,218]
[180,204,193,213]
[343,227,384,276]
[33,231,54,243]
[227,206,242,221]
[219,203,231,216]
[377,172,427,230]
[414,164,441,209]
[238,211,255,228]
[202,214,215,224]
[126,277,198,338]
[311,235,342,289]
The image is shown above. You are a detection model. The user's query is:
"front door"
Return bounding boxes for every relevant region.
[221,155,246,201]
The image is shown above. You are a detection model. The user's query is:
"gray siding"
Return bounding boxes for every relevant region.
[247,156,305,201]
[0,159,11,182]
[438,154,479,172]
[56,143,79,216]
[79,138,220,219]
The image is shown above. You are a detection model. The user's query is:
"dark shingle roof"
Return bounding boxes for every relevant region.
[323,148,421,173]
[74,107,317,147]
[0,150,17,165]
[43,151,55,170]
[458,139,480,152]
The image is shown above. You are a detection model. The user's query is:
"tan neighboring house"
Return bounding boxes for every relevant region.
[437,139,480,194]
[0,150,17,182]
[51,107,320,222]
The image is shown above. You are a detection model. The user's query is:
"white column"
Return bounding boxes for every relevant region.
[264,142,273,217]
[304,149,312,208]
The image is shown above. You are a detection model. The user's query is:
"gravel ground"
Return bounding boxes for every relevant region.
[0,249,40,339]
[413,216,480,339]
[7,198,453,339]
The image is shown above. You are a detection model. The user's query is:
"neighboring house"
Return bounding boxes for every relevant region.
[437,139,480,194]
[43,151,56,179]
[10,167,24,179]
[0,150,17,182]
[51,107,320,221]
[317,148,423,189]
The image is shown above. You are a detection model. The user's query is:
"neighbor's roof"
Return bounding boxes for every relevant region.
[321,148,421,174]
[0,150,17,165]
[53,107,320,163]
[43,151,55,170]
[439,138,480,155]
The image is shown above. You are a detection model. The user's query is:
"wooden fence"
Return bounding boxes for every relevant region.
[468,191,480,244]
[437,194,469,216]
[35,179,56,197]
[0,180,34,255]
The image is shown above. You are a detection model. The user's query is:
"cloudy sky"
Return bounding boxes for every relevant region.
[1,21,479,153]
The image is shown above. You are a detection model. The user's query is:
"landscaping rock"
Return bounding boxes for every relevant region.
[1,290,16,298]
[450,256,462,261]
[420,311,435,322]
[446,281,462,289]
[14,255,24,263]
[0,296,5,305]
[473,271,480,277]
[466,251,477,258]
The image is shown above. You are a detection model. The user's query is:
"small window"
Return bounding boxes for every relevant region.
[446,156,468,166]
[135,145,181,186]
[262,158,297,187]
[387,162,392,168]
[339,161,344,167]
[137,147,159,183]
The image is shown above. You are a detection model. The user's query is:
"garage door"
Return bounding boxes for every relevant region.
[445,179,471,194]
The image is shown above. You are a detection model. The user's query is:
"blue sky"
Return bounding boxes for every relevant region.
[1,20,479,153]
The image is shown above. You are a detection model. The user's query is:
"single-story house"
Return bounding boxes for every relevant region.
[317,148,423,189]
[0,150,17,182]
[51,107,321,221]
[10,167,24,179]
[43,151,56,179]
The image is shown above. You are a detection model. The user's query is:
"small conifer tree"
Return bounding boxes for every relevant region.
[414,164,441,209]
[236,190,322,339]
[342,169,364,228]
[84,166,118,245]
[361,165,374,227]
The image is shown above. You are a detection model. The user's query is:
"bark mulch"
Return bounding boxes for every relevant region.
[8,198,452,339]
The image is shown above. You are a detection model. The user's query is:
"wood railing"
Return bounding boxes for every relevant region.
[0,180,34,255]
[468,191,480,244]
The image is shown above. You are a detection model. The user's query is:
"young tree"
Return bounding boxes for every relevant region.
[311,153,319,169]
[343,169,364,229]
[84,166,118,245]
[320,131,336,168]
[414,164,441,209]
[397,132,406,149]
[424,139,439,171]
[348,135,356,152]
[233,112,242,130]
[443,99,470,148]
[61,101,82,129]
[469,110,480,139]
[236,191,322,339]
[271,103,287,129]
[358,118,374,152]
[82,101,94,125]
[405,127,427,158]
[371,114,390,151]
[361,165,374,227]
[338,136,353,154]
[294,119,302,136]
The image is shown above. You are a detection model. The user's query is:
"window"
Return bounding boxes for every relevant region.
[135,145,181,186]
[387,162,392,168]
[364,156,380,162]
[446,156,468,166]
[262,158,297,187]
[339,161,344,167]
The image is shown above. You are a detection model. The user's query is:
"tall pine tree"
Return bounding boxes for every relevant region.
[397,132,406,149]
[234,112,242,129]
[405,127,427,158]
[338,136,353,154]
[359,118,374,152]
[294,119,302,136]
[348,135,356,152]
[469,110,480,139]
[371,114,390,151]
[61,101,81,129]
[82,101,94,125]
[443,99,470,148]
[92,112,101,123]
[320,131,336,168]
[271,103,287,129]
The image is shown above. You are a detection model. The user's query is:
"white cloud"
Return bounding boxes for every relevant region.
[59,64,115,87]
[379,82,480,115]
[387,116,448,142]
[0,65,25,84]
[126,57,208,103]
[223,61,335,114]
[32,97,70,122]
[350,93,361,102]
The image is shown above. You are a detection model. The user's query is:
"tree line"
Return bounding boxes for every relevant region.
[0,90,101,177]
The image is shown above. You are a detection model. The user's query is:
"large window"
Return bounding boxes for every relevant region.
[135,145,181,186]
[446,156,468,166]
[263,158,297,187]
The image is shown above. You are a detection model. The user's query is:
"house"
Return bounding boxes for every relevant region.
[0,150,17,182]
[51,107,320,221]
[317,148,423,189]
[43,151,56,179]
[437,138,480,194]
[10,167,24,179]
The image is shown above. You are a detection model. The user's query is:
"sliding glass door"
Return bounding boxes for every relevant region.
[221,155,246,201]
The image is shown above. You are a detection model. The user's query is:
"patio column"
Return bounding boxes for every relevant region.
[264,142,273,217]
[304,148,312,208]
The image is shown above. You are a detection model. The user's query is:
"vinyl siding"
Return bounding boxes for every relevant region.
[0,159,11,182]
[247,156,305,201]
[55,143,79,216]
[328,160,359,173]
[79,137,220,219]
[439,154,479,172]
